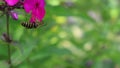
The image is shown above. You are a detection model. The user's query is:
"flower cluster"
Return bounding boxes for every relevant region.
[0,0,45,24]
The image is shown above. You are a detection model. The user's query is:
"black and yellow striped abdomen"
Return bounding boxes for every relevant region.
[21,22,39,29]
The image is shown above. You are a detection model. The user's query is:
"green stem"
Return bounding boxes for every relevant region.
[6,11,12,68]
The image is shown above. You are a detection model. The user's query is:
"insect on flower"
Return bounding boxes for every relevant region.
[22,0,46,29]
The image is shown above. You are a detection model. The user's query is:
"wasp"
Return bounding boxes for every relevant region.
[21,21,44,29]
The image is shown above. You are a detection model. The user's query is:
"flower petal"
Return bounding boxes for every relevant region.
[32,8,45,21]
[37,0,45,7]
[24,0,46,22]
[23,0,34,13]
[5,0,19,6]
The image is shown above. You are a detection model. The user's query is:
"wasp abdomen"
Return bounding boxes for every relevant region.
[21,22,39,29]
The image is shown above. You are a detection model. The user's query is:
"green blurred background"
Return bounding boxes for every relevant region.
[0,0,120,68]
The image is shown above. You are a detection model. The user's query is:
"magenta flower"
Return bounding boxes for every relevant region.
[5,0,19,6]
[24,0,45,23]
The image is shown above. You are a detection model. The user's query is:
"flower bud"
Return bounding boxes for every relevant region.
[10,11,18,20]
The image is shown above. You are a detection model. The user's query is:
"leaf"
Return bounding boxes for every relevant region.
[11,40,37,66]
[0,61,9,68]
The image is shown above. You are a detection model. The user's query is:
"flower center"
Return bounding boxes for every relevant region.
[35,3,39,8]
